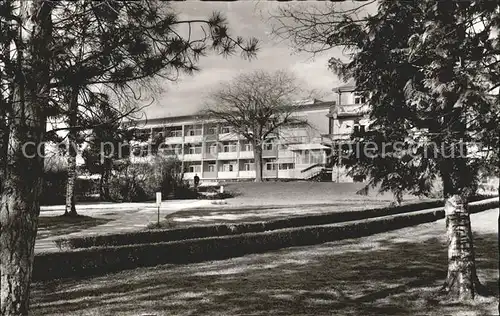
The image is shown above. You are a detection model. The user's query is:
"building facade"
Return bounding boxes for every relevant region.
[126,84,369,182]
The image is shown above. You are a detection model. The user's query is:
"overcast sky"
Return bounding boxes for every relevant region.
[141,1,373,119]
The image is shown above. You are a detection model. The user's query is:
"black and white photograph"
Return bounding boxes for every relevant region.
[1,0,499,315]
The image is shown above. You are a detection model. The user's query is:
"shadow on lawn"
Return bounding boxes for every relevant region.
[37,215,113,240]
[162,203,388,228]
[30,228,498,316]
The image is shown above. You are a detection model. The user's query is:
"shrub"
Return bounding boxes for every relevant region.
[109,161,154,202]
[109,156,197,202]
[34,206,456,281]
[41,170,67,205]
[55,197,498,250]
[54,198,456,250]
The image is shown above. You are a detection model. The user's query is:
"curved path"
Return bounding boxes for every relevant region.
[35,199,217,253]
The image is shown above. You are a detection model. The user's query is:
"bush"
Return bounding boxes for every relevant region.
[109,156,197,202]
[41,170,67,205]
[37,198,498,281]
[55,197,498,250]
[55,199,446,250]
[33,205,463,281]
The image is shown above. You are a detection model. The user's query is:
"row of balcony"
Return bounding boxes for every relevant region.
[163,133,244,144]
[135,127,315,145]
[158,149,295,161]
[183,169,307,180]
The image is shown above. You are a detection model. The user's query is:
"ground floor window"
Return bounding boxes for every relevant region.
[220,162,236,172]
[265,161,277,171]
[188,165,201,173]
[278,163,294,170]
[295,150,324,164]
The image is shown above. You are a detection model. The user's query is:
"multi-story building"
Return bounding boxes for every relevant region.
[124,83,370,182]
[322,81,371,182]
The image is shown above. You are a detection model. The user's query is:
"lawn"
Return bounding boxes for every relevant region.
[156,182,434,228]
[220,182,425,207]
[29,208,498,316]
[161,202,390,228]
[37,215,114,240]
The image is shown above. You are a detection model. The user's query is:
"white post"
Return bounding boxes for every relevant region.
[156,192,162,225]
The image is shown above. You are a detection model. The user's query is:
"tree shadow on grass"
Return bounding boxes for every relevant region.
[30,224,498,316]
[37,215,113,240]
[164,203,386,228]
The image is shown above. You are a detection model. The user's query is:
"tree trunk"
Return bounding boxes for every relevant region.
[497,129,500,315]
[99,158,112,201]
[1,2,52,314]
[103,168,111,199]
[441,194,481,300]
[253,142,263,182]
[65,87,79,216]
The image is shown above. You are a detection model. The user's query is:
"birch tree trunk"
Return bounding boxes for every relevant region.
[441,194,481,300]
[65,87,78,216]
[0,1,52,314]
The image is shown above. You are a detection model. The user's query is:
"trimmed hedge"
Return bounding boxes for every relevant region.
[55,199,446,250]
[33,199,498,281]
[55,198,498,250]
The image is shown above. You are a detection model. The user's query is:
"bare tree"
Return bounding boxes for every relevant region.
[202,70,311,182]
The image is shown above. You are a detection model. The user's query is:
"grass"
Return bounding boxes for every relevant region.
[37,215,113,240]
[157,181,436,228]
[29,208,498,316]
[220,182,425,207]
[160,202,390,228]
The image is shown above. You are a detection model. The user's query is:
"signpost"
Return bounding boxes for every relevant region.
[156,192,162,226]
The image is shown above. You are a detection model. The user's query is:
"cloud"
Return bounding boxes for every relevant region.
[144,2,347,119]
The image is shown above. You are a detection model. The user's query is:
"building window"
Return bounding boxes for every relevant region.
[209,144,218,154]
[221,126,232,134]
[353,124,366,134]
[310,151,324,164]
[240,143,252,151]
[189,165,201,173]
[207,126,217,135]
[208,164,216,172]
[263,142,273,151]
[221,163,235,172]
[188,129,202,136]
[279,163,294,170]
[244,162,254,171]
[135,129,151,140]
[188,146,202,154]
[168,129,182,137]
[354,96,366,104]
[223,143,237,152]
[266,162,276,171]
